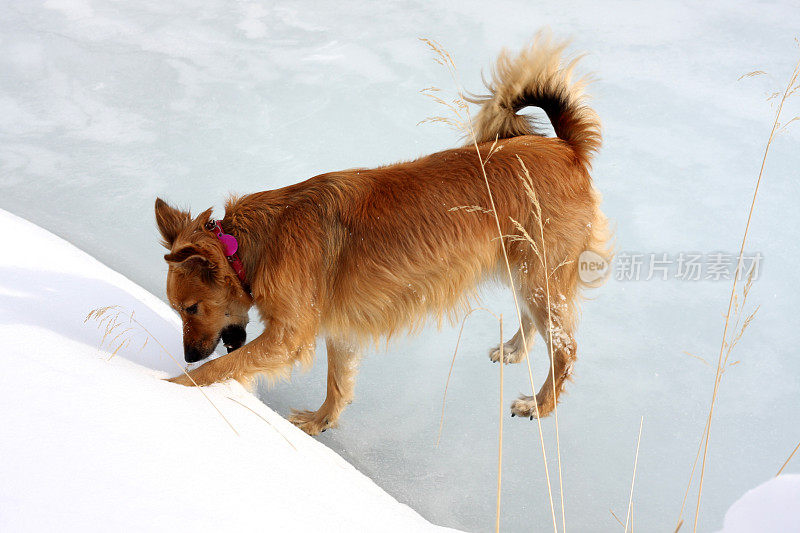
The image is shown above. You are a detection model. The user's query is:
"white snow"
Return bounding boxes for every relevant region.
[717,475,800,533]
[0,208,455,532]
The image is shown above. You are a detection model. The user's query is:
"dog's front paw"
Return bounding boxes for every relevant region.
[166,373,195,387]
[289,409,334,436]
[510,394,554,420]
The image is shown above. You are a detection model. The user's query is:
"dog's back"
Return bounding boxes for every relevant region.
[311,135,600,342]
[236,33,610,349]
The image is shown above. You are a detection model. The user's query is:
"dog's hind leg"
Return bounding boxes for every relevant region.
[489,311,536,364]
[289,337,361,436]
[510,276,578,419]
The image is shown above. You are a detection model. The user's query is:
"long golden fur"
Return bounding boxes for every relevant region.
[155,34,611,435]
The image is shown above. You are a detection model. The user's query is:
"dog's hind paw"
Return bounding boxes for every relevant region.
[289,409,335,436]
[489,342,527,364]
[510,395,554,419]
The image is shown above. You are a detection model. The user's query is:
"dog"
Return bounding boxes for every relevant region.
[155,34,610,436]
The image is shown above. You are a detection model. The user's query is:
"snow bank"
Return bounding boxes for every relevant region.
[0,209,454,532]
[716,475,800,533]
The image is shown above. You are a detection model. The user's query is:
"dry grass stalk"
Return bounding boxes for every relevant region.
[676,274,759,526]
[85,305,239,436]
[226,396,297,451]
[624,416,644,532]
[688,49,800,533]
[610,509,625,528]
[683,351,710,367]
[775,439,800,476]
[737,70,767,81]
[437,306,499,446]
[676,416,709,530]
[496,316,504,533]
[420,37,561,531]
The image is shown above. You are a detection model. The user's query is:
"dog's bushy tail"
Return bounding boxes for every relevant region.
[468,31,601,165]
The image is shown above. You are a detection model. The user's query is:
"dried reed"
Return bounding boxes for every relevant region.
[683,47,800,533]
[776,439,800,477]
[624,417,644,532]
[496,316,504,533]
[85,305,240,435]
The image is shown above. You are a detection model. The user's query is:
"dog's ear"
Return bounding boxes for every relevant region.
[164,245,217,284]
[155,198,191,249]
[194,207,214,229]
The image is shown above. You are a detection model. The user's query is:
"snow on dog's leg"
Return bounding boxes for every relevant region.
[508,266,580,420]
[290,338,361,436]
[510,303,576,420]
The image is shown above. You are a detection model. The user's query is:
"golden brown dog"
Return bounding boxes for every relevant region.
[155,34,610,435]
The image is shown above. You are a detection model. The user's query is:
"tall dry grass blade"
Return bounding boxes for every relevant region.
[85,305,240,436]
[683,351,710,366]
[779,115,800,133]
[496,316,504,533]
[610,509,625,527]
[437,307,497,447]
[624,416,644,532]
[676,415,710,529]
[691,52,800,533]
[677,275,757,525]
[421,37,560,531]
[776,439,800,476]
[737,70,767,81]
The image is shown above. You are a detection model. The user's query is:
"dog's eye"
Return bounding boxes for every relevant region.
[185,304,199,315]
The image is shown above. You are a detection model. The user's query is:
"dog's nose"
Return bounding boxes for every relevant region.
[220,324,247,354]
[184,344,206,363]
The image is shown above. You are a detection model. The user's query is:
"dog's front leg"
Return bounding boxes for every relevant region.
[289,337,361,435]
[168,330,294,388]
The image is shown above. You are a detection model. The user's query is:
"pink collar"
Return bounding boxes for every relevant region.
[207,220,250,294]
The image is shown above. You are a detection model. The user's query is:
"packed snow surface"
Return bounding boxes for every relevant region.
[717,475,800,533]
[0,209,455,532]
[1,1,799,531]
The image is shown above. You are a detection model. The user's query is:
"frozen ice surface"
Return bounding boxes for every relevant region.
[1,1,799,531]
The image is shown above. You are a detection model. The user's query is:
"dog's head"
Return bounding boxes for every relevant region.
[155,198,252,363]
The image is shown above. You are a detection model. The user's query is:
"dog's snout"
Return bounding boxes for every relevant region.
[184,344,208,363]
